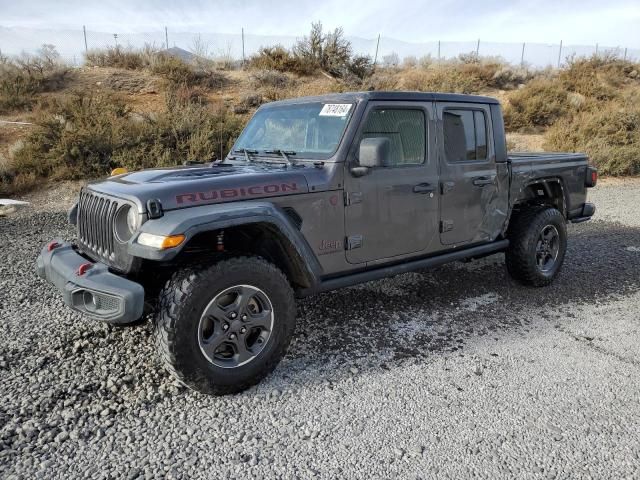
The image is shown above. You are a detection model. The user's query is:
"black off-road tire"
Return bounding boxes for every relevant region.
[505,207,567,287]
[153,256,296,395]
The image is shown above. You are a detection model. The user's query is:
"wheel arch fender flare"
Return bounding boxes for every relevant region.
[504,177,568,235]
[127,201,322,288]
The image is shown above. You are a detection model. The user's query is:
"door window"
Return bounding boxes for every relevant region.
[443,109,487,162]
[360,109,426,166]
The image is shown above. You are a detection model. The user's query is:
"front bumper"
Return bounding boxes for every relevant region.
[36,240,145,324]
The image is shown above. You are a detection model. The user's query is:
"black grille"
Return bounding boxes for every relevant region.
[77,189,119,262]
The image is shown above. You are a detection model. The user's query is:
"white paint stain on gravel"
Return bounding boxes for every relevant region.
[458,292,500,312]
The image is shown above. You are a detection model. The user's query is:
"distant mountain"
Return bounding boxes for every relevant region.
[0,26,637,67]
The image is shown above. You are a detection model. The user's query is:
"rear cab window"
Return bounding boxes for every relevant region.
[443,109,488,162]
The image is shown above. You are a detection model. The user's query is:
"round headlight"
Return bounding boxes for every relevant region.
[127,207,139,233]
[115,206,139,243]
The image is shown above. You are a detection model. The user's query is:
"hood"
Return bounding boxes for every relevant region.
[87,162,311,212]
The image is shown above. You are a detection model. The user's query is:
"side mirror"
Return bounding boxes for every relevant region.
[352,137,389,176]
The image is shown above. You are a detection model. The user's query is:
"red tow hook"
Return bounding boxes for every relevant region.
[77,263,93,276]
[47,241,61,252]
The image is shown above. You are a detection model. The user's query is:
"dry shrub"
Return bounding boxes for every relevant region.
[491,66,536,89]
[505,55,640,132]
[150,53,228,88]
[248,23,373,80]
[250,70,291,89]
[248,46,316,76]
[363,72,399,91]
[85,46,146,70]
[172,84,209,104]
[233,94,262,114]
[84,47,228,89]
[504,79,573,131]
[544,96,640,176]
[0,45,71,113]
[3,89,244,192]
[558,54,638,100]
[392,66,484,93]
[289,77,345,98]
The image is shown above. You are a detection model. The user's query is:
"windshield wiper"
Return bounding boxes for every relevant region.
[232,148,258,163]
[263,149,295,167]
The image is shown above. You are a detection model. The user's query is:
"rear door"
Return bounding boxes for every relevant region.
[437,102,498,245]
[344,101,439,264]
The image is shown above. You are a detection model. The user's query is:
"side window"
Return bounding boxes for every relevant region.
[360,109,425,166]
[443,109,488,162]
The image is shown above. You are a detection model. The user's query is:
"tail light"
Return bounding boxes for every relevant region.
[586,167,598,188]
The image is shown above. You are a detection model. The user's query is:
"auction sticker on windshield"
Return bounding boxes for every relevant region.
[319,104,352,117]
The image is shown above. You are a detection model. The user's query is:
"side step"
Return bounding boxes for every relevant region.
[300,239,509,297]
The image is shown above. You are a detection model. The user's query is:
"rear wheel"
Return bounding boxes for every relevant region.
[154,257,296,395]
[505,207,567,287]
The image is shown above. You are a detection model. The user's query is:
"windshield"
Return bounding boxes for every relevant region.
[233,102,354,160]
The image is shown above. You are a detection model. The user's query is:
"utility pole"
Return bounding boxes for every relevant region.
[557,40,562,68]
[595,43,598,56]
[165,26,169,49]
[475,38,480,58]
[624,47,628,61]
[373,34,380,66]
[521,42,525,67]
[438,40,441,63]
[242,28,245,67]
[83,25,88,53]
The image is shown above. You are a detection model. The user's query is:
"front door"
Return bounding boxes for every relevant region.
[344,102,439,264]
[437,103,498,245]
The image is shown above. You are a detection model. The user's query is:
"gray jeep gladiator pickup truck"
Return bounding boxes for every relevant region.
[37,91,597,395]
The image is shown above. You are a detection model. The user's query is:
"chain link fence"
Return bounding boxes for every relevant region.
[1,26,638,68]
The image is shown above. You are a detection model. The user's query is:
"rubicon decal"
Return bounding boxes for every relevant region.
[176,182,299,204]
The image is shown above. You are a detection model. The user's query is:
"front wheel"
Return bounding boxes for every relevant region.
[153,257,296,395]
[505,207,567,287]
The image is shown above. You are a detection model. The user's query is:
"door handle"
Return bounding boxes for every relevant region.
[413,183,435,194]
[472,176,494,187]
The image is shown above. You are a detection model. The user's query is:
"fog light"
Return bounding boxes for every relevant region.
[83,291,98,312]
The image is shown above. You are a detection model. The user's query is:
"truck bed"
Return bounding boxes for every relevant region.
[508,152,588,163]
[507,151,590,220]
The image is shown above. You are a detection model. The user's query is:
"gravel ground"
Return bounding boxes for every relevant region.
[1,180,639,479]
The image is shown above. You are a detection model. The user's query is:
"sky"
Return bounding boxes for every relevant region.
[1,0,639,48]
